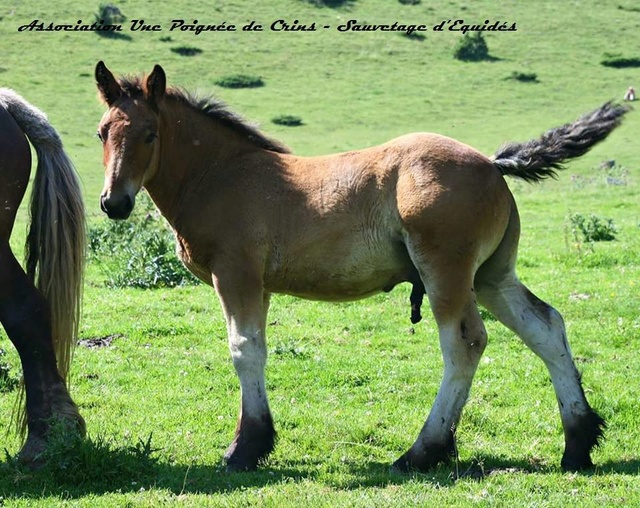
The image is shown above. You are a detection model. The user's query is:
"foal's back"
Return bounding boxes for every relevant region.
[213,132,513,301]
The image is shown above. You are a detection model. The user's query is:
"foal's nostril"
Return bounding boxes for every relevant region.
[100,194,134,220]
[121,194,134,216]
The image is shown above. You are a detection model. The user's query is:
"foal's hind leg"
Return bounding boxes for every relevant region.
[476,274,604,470]
[0,240,85,464]
[393,265,488,472]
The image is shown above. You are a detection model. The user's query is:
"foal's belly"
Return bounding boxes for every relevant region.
[264,239,414,301]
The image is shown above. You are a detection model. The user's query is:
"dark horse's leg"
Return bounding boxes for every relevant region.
[0,240,83,462]
[0,106,84,464]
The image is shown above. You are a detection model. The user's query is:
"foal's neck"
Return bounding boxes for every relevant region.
[143,98,258,227]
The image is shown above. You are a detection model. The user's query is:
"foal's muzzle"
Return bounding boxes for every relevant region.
[100,194,134,220]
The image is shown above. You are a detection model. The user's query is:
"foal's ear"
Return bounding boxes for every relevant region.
[144,64,166,110]
[95,61,122,106]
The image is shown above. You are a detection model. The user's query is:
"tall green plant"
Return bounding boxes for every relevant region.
[567,213,619,255]
[89,193,200,289]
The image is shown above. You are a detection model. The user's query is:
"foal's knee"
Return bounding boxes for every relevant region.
[461,318,487,349]
[229,334,267,373]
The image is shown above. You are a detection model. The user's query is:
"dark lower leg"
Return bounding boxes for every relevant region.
[561,404,605,471]
[0,243,84,462]
[224,404,276,472]
[392,430,456,472]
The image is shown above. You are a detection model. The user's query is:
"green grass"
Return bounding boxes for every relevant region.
[1,0,640,505]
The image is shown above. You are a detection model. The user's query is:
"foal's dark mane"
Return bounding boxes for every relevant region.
[117,75,290,154]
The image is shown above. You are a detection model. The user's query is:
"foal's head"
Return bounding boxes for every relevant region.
[95,61,165,219]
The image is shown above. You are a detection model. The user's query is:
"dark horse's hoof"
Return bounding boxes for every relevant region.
[224,414,276,472]
[16,436,49,469]
[17,412,86,469]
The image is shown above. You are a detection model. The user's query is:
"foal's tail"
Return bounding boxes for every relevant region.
[492,102,629,182]
[0,89,86,431]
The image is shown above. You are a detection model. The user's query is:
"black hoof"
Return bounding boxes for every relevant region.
[561,410,606,472]
[391,437,456,473]
[224,413,276,472]
[225,454,258,473]
[16,436,48,469]
[17,412,86,469]
[561,454,594,472]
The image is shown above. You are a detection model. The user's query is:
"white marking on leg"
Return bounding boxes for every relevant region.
[478,279,591,427]
[416,312,487,449]
[228,320,270,420]
[212,266,272,422]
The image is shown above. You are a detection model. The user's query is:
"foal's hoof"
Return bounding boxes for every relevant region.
[391,442,455,473]
[225,456,258,473]
[223,414,277,473]
[224,436,276,473]
[560,409,605,472]
[391,452,444,474]
[224,441,263,473]
[561,454,594,472]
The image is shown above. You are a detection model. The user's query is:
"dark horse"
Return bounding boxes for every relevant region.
[95,61,627,473]
[0,89,85,463]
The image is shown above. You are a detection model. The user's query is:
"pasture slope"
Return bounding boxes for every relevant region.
[0,0,639,506]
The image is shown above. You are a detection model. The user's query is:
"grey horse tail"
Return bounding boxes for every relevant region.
[492,102,629,182]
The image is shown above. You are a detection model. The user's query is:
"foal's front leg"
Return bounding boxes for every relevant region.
[213,270,274,472]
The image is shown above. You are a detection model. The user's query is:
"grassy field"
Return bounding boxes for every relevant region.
[1,0,640,506]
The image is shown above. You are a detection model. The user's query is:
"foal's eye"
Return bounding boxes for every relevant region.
[97,127,109,143]
[145,132,158,144]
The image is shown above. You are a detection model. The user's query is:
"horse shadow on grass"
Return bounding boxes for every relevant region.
[2,441,640,500]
